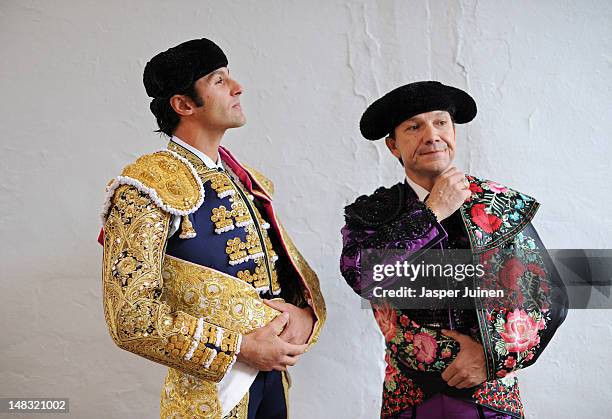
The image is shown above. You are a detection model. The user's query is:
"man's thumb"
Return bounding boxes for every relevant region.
[441,329,463,341]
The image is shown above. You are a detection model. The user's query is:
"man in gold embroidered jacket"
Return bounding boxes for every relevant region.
[100,38,325,419]
[340,82,568,418]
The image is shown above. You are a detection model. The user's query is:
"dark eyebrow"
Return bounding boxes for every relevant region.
[206,68,229,80]
[408,111,449,121]
[432,111,451,118]
[405,117,423,124]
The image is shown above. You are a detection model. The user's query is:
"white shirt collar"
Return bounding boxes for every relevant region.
[405,175,430,202]
[171,135,224,170]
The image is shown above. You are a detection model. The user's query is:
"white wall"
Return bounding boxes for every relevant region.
[1,0,610,418]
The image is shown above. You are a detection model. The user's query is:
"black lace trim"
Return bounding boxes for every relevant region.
[364,206,434,249]
[344,183,405,228]
[344,183,440,248]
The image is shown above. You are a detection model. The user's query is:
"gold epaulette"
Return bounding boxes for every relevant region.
[101,150,204,222]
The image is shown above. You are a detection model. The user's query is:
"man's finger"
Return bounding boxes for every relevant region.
[442,368,458,384]
[446,371,467,387]
[457,176,470,189]
[441,329,467,344]
[267,312,290,335]
[441,362,458,381]
[453,379,473,389]
[282,355,301,367]
[283,342,308,356]
[447,172,467,185]
[278,327,297,343]
[264,299,292,311]
[440,166,458,176]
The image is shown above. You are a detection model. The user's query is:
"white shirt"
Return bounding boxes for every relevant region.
[405,175,430,202]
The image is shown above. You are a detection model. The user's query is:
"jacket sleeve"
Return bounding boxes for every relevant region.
[102,185,241,382]
[479,222,569,380]
[340,201,447,300]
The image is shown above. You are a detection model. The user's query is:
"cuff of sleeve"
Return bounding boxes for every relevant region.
[235,333,243,356]
[421,201,439,224]
[184,318,205,361]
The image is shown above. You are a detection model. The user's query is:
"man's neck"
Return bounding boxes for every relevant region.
[405,170,435,192]
[173,125,224,163]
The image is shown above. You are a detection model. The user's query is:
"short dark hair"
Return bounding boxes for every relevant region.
[149,84,204,136]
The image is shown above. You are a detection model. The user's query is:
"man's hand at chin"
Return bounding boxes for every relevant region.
[264,299,316,345]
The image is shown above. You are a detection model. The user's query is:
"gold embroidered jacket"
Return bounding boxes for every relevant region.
[100,143,326,418]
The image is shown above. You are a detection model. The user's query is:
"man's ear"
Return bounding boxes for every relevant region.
[385,137,401,159]
[169,94,195,117]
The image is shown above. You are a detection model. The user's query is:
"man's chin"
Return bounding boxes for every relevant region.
[228,117,247,129]
[416,163,452,177]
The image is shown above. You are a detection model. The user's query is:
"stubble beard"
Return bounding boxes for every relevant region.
[229,114,246,128]
[407,158,452,184]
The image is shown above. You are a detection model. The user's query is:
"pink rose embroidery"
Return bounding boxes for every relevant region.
[499,258,526,291]
[504,356,517,369]
[527,263,546,278]
[374,303,397,342]
[499,309,541,353]
[384,353,398,383]
[412,333,438,364]
[487,182,508,194]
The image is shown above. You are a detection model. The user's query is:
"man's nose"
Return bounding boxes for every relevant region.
[230,78,243,96]
[423,123,440,143]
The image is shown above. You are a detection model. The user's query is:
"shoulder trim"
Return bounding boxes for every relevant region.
[100,149,204,223]
[461,175,540,252]
[344,183,408,228]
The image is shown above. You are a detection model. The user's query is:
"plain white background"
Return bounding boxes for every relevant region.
[1,0,611,418]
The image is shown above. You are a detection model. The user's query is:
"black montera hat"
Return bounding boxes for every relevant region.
[143,38,228,99]
[360,81,477,141]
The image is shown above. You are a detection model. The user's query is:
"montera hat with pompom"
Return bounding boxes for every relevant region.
[143,38,228,99]
[359,81,477,141]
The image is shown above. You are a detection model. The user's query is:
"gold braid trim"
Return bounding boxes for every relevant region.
[276,221,327,347]
[160,367,222,419]
[222,392,249,419]
[242,164,275,198]
[161,256,280,333]
[103,185,240,384]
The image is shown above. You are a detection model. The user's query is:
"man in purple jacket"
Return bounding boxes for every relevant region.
[340,81,567,418]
